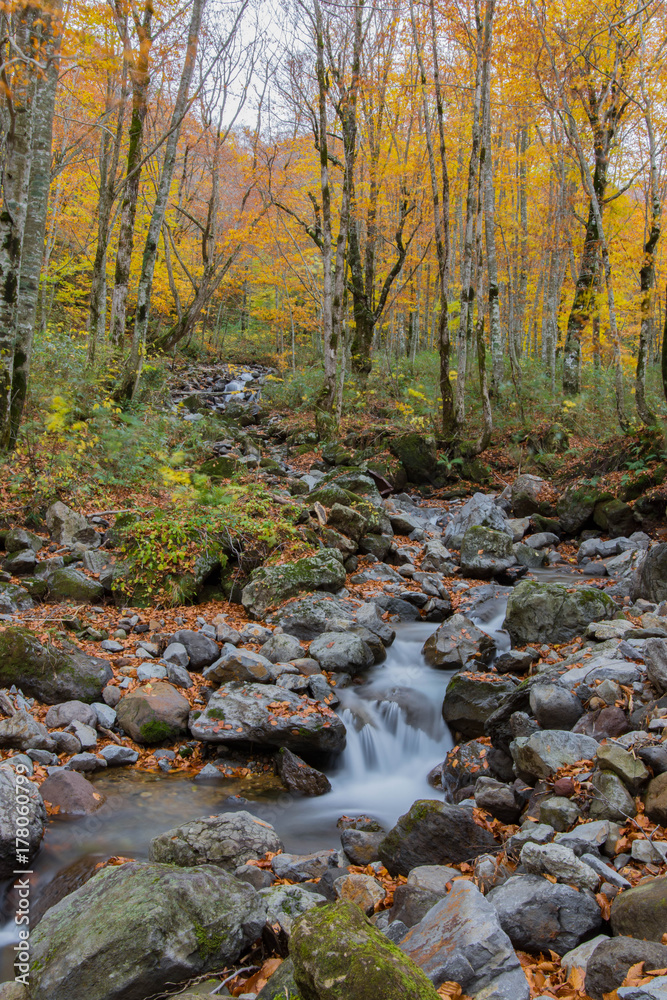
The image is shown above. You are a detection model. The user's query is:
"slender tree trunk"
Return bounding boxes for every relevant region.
[125,0,205,397]
[636,64,661,425]
[109,2,153,348]
[9,0,63,447]
[481,33,501,395]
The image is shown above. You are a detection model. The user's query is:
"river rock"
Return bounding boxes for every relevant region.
[422,614,496,669]
[275,747,331,796]
[355,601,396,644]
[2,549,35,575]
[0,628,112,703]
[573,705,630,740]
[340,829,384,865]
[0,711,54,751]
[273,849,339,882]
[334,873,385,915]
[204,645,272,685]
[444,493,510,549]
[0,764,45,877]
[290,900,440,1000]
[378,799,497,876]
[474,776,522,824]
[529,682,584,730]
[28,861,266,1000]
[242,550,346,618]
[400,879,529,997]
[261,633,303,663]
[504,581,615,645]
[510,730,599,780]
[260,884,325,936]
[190,681,345,753]
[589,770,635,821]
[308,632,374,673]
[45,701,98,730]
[271,594,355,639]
[488,874,601,954]
[631,544,667,604]
[39,770,105,816]
[511,475,551,517]
[47,568,104,603]
[585,937,667,1000]
[5,527,42,553]
[421,541,456,574]
[596,743,649,793]
[163,642,189,666]
[460,525,516,579]
[45,501,96,547]
[170,629,219,669]
[644,638,667,694]
[442,673,516,739]
[520,842,599,890]
[116,682,190,743]
[149,810,282,869]
[99,745,138,766]
[612,875,667,941]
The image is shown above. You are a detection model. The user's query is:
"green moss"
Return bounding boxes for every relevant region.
[207,708,225,720]
[193,920,225,960]
[139,719,175,743]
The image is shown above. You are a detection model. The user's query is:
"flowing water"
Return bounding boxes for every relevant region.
[0,601,512,978]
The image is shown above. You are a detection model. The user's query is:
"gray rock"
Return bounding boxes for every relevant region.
[539,796,581,831]
[45,701,97,730]
[421,541,456,574]
[334,873,386,915]
[171,629,219,670]
[242,549,346,618]
[460,526,516,579]
[400,880,529,997]
[47,567,104,603]
[116,682,190,744]
[407,864,460,893]
[5,527,42,553]
[0,764,45,877]
[65,753,107,773]
[514,543,547,569]
[39,770,105,816]
[204,644,272,685]
[100,639,123,653]
[259,884,325,936]
[163,642,189,667]
[190,681,346,754]
[135,662,166,682]
[511,475,549,517]
[586,937,667,1000]
[340,829,384,865]
[275,747,331,796]
[511,730,599,780]
[102,686,121,708]
[581,853,630,888]
[66,720,97,750]
[99,745,138,766]
[507,823,555,854]
[631,543,667,604]
[308,632,374,673]
[644,638,667,694]
[355,602,397,645]
[272,849,339,882]
[261,633,303,663]
[589,769,635,822]
[444,493,510,549]
[443,673,517,739]
[529,683,584,730]
[166,663,193,688]
[378,799,497,876]
[612,875,667,942]
[45,501,96,546]
[149,810,282,869]
[504,581,615,645]
[520,841,599,890]
[0,628,112,704]
[271,593,355,640]
[422,614,496,669]
[0,710,54,751]
[50,731,81,755]
[475,777,521,824]
[28,861,266,1000]
[488,874,602,954]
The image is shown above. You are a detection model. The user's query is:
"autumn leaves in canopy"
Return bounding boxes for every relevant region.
[0,0,666,448]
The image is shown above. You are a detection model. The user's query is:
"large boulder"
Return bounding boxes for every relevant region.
[204,646,272,685]
[271,594,355,640]
[189,682,346,754]
[460,526,516,579]
[631,543,667,604]
[308,632,374,673]
[149,811,283,869]
[390,433,438,485]
[47,568,104,604]
[442,673,516,739]
[529,683,584,730]
[0,628,112,704]
[585,937,667,1000]
[611,875,667,941]
[290,901,440,1000]
[421,614,496,669]
[116,682,190,744]
[170,629,219,670]
[593,498,639,538]
[0,711,54,751]
[28,862,266,1000]
[44,701,97,730]
[557,486,610,535]
[511,475,551,517]
[242,550,346,618]
[510,730,599,780]
[400,880,529,997]
[488,874,601,955]
[443,493,510,549]
[45,501,97,547]
[0,764,45,877]
[504,581,615,645]
[378,799,497,876]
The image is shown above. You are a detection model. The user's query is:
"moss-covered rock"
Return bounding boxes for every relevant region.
[557,486,612,535]
[390,433,437,485]
[593,497,639,538]
[257,958,302,999]
[290,901,440,1000]
[241,549,346,618]
[28,861,266,1000]
[460,525,515,578]
[378,799,497,876]
[47,568,104,604]
[199,456,239,480]
[116,682,190,744]
[0,627,112,704]
[442,672,517,739]
[504,581,616,645]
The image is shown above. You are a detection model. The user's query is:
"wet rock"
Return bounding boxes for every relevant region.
[495,649,536,674]
[0,711,54,751]
[355,602,396,644]
[116,682,190,744]
[40,770,105,816]
[170,629,219,670]
[488,874,601,955]
[308,631,374,673]
[65,753,106,773]
[389,884,443,928]
[47,568,104,604]
[529,683,584,730]
[275,747,331,796]
[460,526,516,579]
[378,799,497,876]
[442,673,516,739]
[505,581,616,645]
[242,550,346,618]
[204,645,272,685]
[589,770,635,822]
[260,884,325,937]
[511,730,598,780]
[431,739,492,791]
[520,842,599,890]
[612,875,667,941]
[585,937,667,1000]
[422,614,496,669]
[28,861,266,1000]
[444,493,510,549]
[149,810,282,869]
[334,873,385,915]
[290,900,440,1000]
[340,829,384,865]
[190,682,346,754]
[45,701,97,730]
[400,879,529,997]
[0,763,45,877]
[0,628,112,704]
